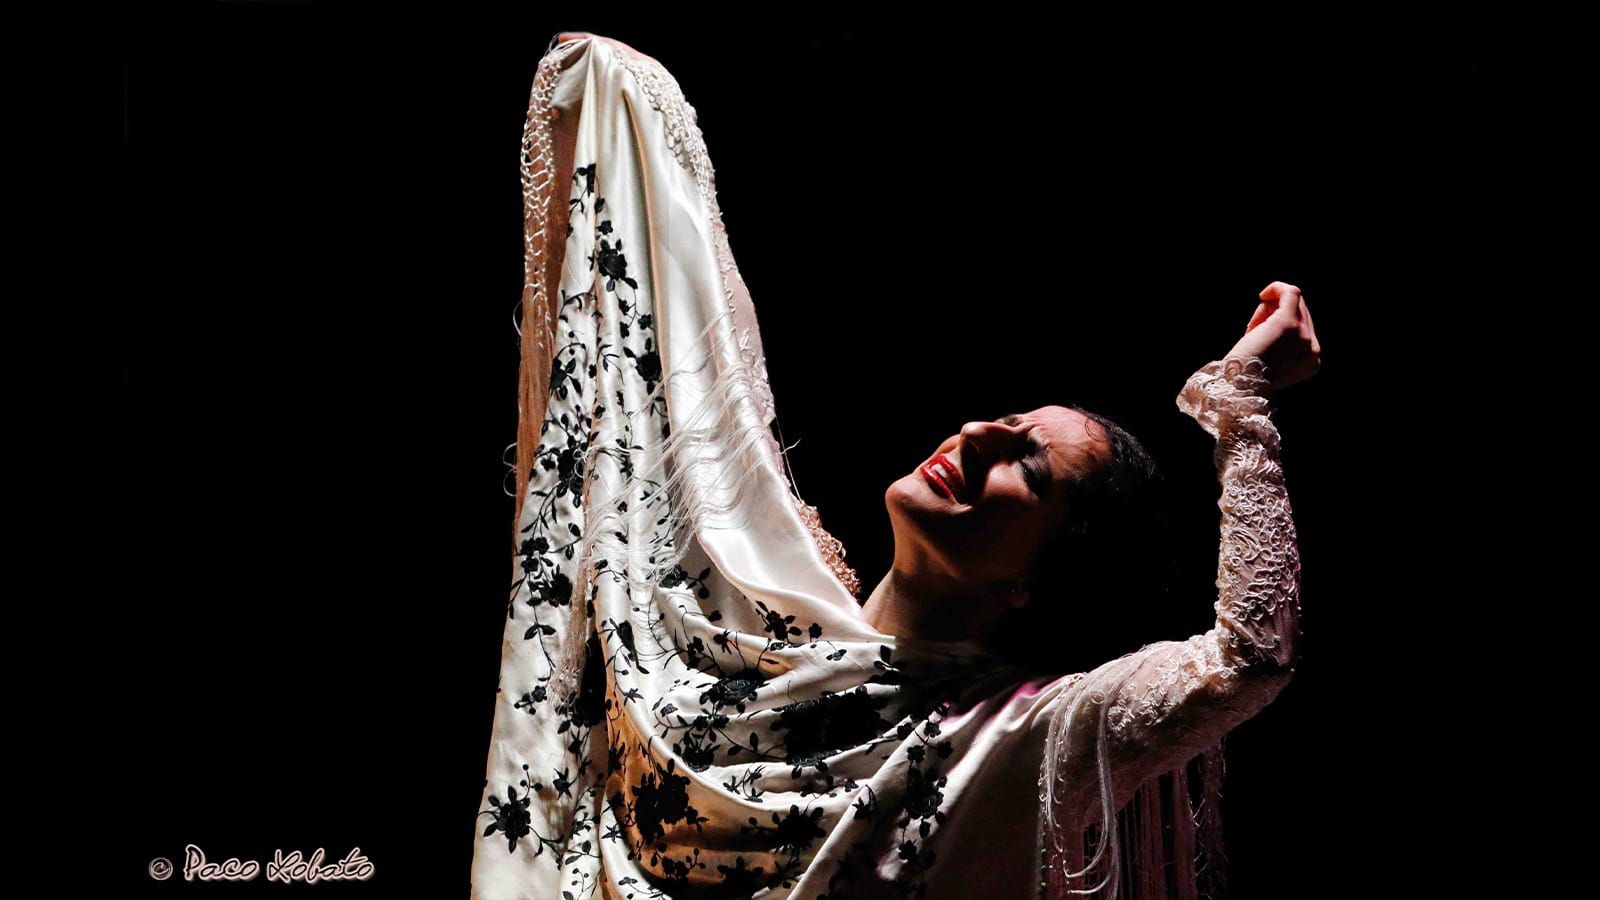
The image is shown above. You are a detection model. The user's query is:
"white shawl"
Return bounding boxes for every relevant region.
[473,33,1301,900]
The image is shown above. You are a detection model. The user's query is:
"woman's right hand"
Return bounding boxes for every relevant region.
[1224,281,1323,393]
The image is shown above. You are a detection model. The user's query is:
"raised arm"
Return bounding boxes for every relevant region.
[1173,353,1301,671]
[1039,283,1318,827]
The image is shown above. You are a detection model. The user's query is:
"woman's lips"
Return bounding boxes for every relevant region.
[920,453,965,503]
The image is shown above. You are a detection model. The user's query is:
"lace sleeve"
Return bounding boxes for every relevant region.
[1039,354,1303,822]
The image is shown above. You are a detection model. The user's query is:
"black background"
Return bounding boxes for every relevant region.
[112,5,1514,896]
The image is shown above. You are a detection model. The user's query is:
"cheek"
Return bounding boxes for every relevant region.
[976,509,1051,559]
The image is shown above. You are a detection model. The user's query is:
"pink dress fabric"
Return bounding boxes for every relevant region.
[471,33,1302,900]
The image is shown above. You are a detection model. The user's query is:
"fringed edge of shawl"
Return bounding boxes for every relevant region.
[1037,747,1230,900]
[1036,657,1231,900]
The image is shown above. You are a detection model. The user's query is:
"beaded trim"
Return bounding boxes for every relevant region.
[792,499,863,598]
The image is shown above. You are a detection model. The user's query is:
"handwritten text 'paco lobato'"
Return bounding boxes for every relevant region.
[180,844,375,883]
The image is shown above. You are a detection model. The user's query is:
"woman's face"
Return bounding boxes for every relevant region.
[884,406,1110,595]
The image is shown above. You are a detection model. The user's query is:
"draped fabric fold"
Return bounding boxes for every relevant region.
[473,33,1301,900]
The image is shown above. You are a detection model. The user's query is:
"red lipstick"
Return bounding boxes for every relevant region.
[919,453,966,503]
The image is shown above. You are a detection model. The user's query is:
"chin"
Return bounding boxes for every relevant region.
[884,473,935,520]
[885,475,965,563]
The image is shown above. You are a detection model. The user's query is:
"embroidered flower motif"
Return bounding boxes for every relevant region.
[755,600,801,645]
[681,738,715,772]
[903,767,947,821]
[553,441,584,497]
[480,764,535,854]
[539,571,573,607]
[701,670,765,712]
[775,688,891,759]
[595,236,638,293]
[513,683,550,714]
[563,632,606,729]
[714,856,767,895]
[632,757,699,845]
[787,754,829,780]
[767,805,827,855]
[635,348,662,383]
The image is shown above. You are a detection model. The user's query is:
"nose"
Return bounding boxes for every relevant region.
[955,419,1028,473]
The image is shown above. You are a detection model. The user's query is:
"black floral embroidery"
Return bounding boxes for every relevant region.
[593,224,637,294]
[569,162,596,218]
[713,857,767,895]
[548,430,587,494]
[700,669,765,712]
[774,686,893,760]
[680,739,716,774]
[633,346,662,383]
[749,599,828,650]
[632,769,685,843]
[626,756,709,847]
[755,599,801,645]
[480,762,581,860]
[513,682,548,713]
[901,766,948,830]
[560,631,607,731]
[761,804,827,854]
[721,766,769,801]
[483,151,1006,900]
[481,778,533,853]
[659,563,712,598]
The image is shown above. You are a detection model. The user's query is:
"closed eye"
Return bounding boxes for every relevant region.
[1020,440,1044,494]
[995,415,1045,495]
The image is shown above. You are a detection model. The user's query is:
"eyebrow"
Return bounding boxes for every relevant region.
[997,414,1024,426]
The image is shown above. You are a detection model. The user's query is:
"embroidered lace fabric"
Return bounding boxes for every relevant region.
[1036,355,1301,899]
[473,34,1302,900]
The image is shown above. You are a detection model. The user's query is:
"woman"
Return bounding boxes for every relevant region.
[473,32,1317,900]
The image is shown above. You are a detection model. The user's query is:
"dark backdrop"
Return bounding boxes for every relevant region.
[115,6,1504,896]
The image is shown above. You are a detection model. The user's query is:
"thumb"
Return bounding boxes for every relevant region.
[1245,301,1272,333]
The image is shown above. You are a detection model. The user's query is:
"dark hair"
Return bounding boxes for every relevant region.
[983,406,1178,676]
